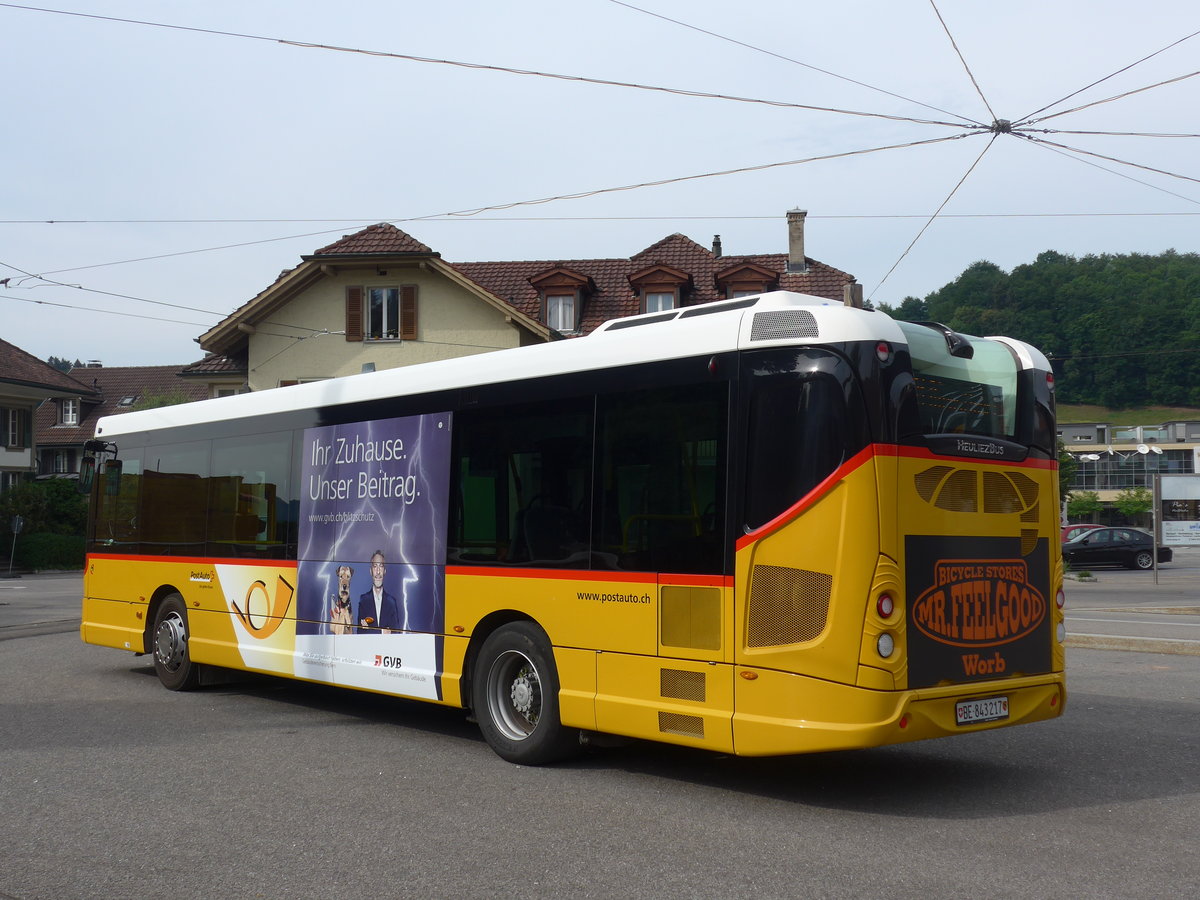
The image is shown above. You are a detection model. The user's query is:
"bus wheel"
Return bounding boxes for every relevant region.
[473,622,580,765]
[152,594,200,691]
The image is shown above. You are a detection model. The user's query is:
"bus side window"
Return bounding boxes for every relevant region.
[451,399,593,568]
[92,451,143,551]
[208,432,293,559]
[140,441,211,556]
[744,370,861,531]
[595,382,726,575]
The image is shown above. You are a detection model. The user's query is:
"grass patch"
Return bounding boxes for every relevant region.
[1057,404,1200,425]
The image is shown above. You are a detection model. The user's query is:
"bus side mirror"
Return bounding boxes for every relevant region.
[104,459,123,496]
[78,457,96,494]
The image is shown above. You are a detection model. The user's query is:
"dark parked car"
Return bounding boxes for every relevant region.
[1062,527,1172,570]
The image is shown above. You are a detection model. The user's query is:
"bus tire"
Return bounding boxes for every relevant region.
[152,594,200,691]
[472,622,580,765]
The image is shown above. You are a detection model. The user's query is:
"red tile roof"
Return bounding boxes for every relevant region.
[310,223,437,257]
[35,365,209,446]
[452,232,855,335]
[203,221,856,351]
[0,337,95,396]
[180,354,246,376]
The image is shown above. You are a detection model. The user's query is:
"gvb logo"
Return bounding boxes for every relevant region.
[374,655,403,669]
[230,575,295,639]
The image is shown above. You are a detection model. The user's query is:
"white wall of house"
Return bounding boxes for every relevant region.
[246,265,526,391]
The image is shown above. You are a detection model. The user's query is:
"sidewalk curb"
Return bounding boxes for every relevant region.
[1067,634,1200,656]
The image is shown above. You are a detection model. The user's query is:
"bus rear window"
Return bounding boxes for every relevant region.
[899,322,1018,440]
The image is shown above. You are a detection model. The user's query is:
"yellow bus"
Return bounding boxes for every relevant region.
[80,291,1065,764]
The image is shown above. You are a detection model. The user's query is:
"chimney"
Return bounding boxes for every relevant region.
[712,235,723,258]
[786,209,808,273]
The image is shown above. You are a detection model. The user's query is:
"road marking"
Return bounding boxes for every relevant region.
[1067,615,1200,629]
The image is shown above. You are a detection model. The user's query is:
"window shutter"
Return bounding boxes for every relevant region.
[400,285,418,340]
[345,286,364,342]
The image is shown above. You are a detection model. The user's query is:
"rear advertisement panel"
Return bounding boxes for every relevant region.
[906,536,1052,689]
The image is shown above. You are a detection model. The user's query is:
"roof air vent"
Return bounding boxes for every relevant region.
[750,309,819,341]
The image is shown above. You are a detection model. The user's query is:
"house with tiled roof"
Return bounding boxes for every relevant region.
[197,210,858,392]
[33,364,208,478]
[0,337,96,491]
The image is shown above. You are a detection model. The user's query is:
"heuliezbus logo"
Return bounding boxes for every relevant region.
[911,559,1046,650]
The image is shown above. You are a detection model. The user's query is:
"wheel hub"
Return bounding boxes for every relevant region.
[511,672,534,715]
[155,613,186,672]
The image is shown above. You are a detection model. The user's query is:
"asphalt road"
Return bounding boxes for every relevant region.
[1064,545,1200,654]
[2,572,1199,898]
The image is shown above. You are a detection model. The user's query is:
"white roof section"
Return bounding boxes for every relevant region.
[95,291,905,438]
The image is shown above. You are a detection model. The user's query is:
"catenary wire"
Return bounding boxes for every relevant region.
[605,0,983,126]
[1019,27,1200,123]
[1012,135,1200,208]
[1019,69,1200,126]
[928,0,997,123]
[1019,134,1200,189]
[868,134,998,300]
[0,3,967,129]
[24,133,976,279]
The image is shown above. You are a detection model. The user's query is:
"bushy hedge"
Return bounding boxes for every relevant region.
[10,532,86,571]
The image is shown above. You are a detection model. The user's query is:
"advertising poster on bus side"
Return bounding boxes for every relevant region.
[292,412,453,700]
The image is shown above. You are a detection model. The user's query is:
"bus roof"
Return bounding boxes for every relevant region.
[95,291,981,438]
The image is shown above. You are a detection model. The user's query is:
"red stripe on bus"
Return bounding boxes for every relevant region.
[735,442,1056,551]
[86,553,295,568]
[736,444,877,552]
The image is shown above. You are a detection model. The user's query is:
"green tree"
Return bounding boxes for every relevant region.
[1066,490,1103,522]
[46,355,83,373]
[1113,486,1153,527]
[132,389,192,411]
[0,479,88,537]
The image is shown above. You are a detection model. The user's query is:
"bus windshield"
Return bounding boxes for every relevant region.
[899,321,1018,440]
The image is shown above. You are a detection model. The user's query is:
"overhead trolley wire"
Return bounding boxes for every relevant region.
[1019,27,1200,124]
[928,0,997,124]
[0,3,967,129]
[1013,135,1200,208]
[605,0,983,126]
[1020,69,1200,127]
[868,134,999,300]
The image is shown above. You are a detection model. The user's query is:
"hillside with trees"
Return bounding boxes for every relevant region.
[880,250,1200,409]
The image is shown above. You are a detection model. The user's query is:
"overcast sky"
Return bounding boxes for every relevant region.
[2,0,1196,367]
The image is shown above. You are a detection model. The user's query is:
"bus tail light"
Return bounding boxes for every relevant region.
[1055,589,1065,609]
[876,593,895,618]
[877,633,895,659]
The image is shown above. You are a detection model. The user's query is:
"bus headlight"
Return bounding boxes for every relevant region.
[877,633,895,658]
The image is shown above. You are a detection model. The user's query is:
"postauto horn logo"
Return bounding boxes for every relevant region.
[911,559,1046,648]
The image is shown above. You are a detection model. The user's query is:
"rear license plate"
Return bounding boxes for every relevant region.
[955,695,1009,725]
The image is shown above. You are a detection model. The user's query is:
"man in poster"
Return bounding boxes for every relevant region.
[359,550,401,634]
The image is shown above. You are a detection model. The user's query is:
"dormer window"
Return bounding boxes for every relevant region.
[629,264,690,314]
[546,293,578,332]
[530,267,591,334]
[61,398,79,426]
[715,262,777,300]
[645,291,676,313]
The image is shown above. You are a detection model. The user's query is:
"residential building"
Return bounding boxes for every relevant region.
[198,209,858,392]
[33,364,208,478]
[0,338,95,491]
